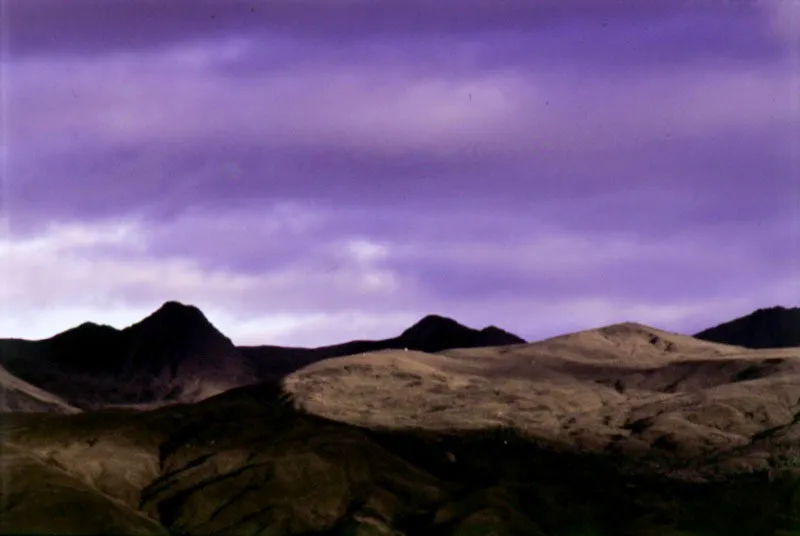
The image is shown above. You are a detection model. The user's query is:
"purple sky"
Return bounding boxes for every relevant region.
[1,0,798,346]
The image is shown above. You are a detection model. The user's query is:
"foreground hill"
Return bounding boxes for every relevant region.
[695,306,800,349]
[3,321,800,535]
[285,322,800,475]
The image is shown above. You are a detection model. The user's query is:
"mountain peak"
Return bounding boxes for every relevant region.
[142,301,211,327]
[400,314,467,339]
[127,301,227,343]
[397,314,524,352]
[155,300,204,316]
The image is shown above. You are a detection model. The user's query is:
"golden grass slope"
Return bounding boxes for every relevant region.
[284,322,800,474]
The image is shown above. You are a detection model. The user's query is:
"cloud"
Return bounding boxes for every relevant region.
[1,209,796,345]
[7,0,774,58]
[5,32,796,237]
[763,0,800,47]
[0,216,412,335]
[9,40,792,151]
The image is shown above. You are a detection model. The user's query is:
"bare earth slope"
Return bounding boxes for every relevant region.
[0,365,81,414]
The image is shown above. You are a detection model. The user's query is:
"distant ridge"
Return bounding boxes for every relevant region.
[398,314,525,352]
[8,300,800,412]
[239,313,526,378]
[0,303,525,410]
[694,306,800,349]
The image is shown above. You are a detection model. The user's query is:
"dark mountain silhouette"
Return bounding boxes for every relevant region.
[694,306,800,349]
[0,303,525,408]
[399,314,525,351]
[239,313,526,378]
[0,301,255,409]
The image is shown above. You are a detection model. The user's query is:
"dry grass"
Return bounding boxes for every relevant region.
[284,322,800,474]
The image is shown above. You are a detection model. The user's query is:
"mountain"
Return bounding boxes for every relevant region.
[0,301,256,409]
[239,313,526,378]
[4,321,800,535]
[398,314,525,351]
[694,305,800,349]
[0,304,524,409]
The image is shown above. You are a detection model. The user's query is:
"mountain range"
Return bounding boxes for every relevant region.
[0,302,796,414]
[0,301,525,411]
[1,302,800,535]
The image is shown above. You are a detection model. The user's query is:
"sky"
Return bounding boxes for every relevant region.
[1,0,798,347]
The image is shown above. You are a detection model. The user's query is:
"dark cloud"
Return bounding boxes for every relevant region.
[4,0,779,62]
[8,119,795,238]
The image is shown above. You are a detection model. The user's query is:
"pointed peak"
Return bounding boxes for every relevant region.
[134,301,216,331]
